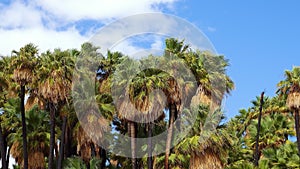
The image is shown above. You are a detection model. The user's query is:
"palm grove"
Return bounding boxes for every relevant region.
[0,38,300,169]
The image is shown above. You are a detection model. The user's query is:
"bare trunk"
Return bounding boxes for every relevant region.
[295,109,300,156]
[0,123,8,169]
[64,125,70,157]
[189,150,222,169]
[20,85,28,169]
[147,122,153,169]
[48,103,56,169]
[91,143,96,157]
[254,92,264,166]
[165,104,176,169]
[57,116,67,169]
[65,125,76,157]
[130,121,137,169]
[101,147,107,169]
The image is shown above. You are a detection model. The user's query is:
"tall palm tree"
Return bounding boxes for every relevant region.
[277,66,300,155]
[1,98,21,168]
[37,49,75,169]
[164,38,189,169]
[9,105,50,169]
[0,56,11,169]
[56,49,79,169]
[111,56,138,169]
[128,66,170,169]
[164,38,234,168]
[113,54,173,169]
[73,44,116,169]
[10,43,38,169]
[0,55,22,169]
[166,39,235,168]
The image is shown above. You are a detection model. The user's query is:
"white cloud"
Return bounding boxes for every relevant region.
[0,27,87,56]
[0,1,42,29]
[33,0,177,22]
[0,0,178,56]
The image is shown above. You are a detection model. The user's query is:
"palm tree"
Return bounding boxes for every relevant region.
[37,49,75,169]
[9,105,50,169]
[0,56,12,169]
[128,66,170,169]
[1,97,50,169]
[111,56,138,169]
[277,66,300,155]
[56,49,79,169]
[113,54,175,169]
[178,105,230,169]
[73,45,116,169]
[245,112,294,154]
[10,43,38,169]
[225,116,255,169]
[226,96,295,168]
[73,90,114,168]
[164,38,234,169]
[164,38,189,169]
[1,98,21,168]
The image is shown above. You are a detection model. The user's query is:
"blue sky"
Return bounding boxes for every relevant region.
[0,0,299,119]
[171,0,300,119]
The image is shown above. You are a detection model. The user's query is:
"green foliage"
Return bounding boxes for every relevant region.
[226,94,299,169]
[259,141,300,168]
[63,156,101,169]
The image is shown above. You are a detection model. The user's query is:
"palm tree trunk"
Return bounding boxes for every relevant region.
[254,92,264,166]
[20,85,28,169]
[147,122,153,169]
[65,125,71,157]
[101,147,107,169]
[57,116,67,169]
[65,125,76,157]
[48,103,56,169]
[130,121,137,169]
[294,109,300,156]
[91,143,96,157]
[165,104,176,169]
[0,123,8,169]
